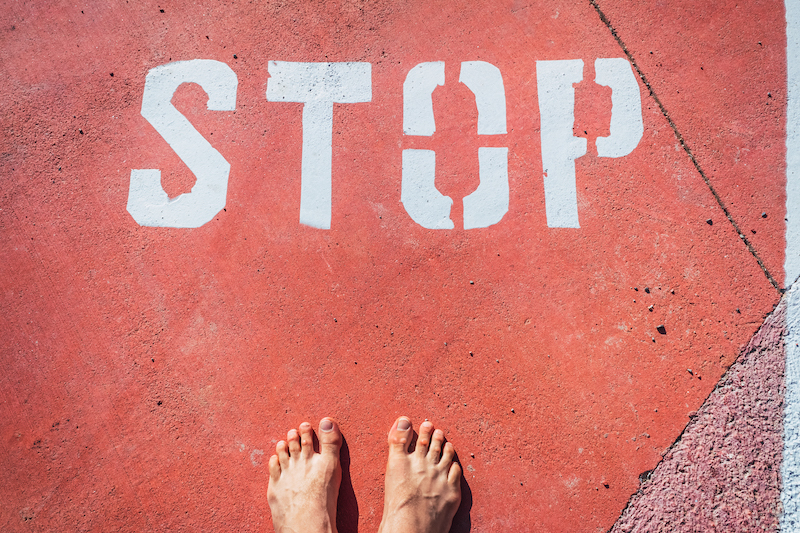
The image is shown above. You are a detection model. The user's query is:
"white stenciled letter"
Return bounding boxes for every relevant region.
[595,58,643,158]
[460,61,509,229]
[127,60,237,228]
[266,61,372,230]
[401,61,508,230]
[401,62,453,229]
[537,59,587,229]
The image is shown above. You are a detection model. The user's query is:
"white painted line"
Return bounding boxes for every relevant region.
[786,0,800,287]
[783,281,800,532]
[784,5,800,528]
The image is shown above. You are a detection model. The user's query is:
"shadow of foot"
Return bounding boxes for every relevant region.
[336,436,359,533]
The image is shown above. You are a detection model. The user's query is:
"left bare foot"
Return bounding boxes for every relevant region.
[267,418,342,533]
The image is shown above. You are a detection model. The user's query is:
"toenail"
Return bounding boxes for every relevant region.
[398,419,411,431]
[321,419,334,432]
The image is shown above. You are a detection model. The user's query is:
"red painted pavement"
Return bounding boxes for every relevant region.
[610,294,786,532]
[0,1,785,532]
[593,0,788,287]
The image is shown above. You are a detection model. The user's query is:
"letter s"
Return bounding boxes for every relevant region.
[127,60,237,228]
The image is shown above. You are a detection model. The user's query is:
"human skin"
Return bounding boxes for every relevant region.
[267,417,461,533]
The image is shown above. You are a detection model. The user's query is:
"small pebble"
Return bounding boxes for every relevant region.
[762,212,768,218]
[644,287,651,294]
[648,305,654,312]
[706,218,713,225]
[687,368,693,375]
[511,408,515,413]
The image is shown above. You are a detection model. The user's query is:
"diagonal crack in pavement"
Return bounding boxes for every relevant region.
[589,0,783,293]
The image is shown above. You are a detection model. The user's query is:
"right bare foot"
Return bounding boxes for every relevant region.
[378,417,462,533]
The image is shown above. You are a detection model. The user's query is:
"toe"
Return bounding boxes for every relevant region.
[269,454,281,481]
[440,441,455,467]
[318,418,343,459]
[299,422,315,459]
[415,420,434,457]
[276,440,290,469]
[448,461,463,486]
[287,428,301,456]
[388,416,413,454]
[427,429,444,463]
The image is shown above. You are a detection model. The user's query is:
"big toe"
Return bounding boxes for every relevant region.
[388,416,413,453]
[318,418,342,458]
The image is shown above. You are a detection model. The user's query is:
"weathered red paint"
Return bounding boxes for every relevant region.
[611,296,786,532]
[0,1,785,532]
[593,0,788,287]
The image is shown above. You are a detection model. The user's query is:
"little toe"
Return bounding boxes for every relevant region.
[388,416,413,454]
[269,454,281,481]
[415,420,434,457]
[448,461,463,486]
[276,440,290,469]
[287,428,301,456]
[298,422,315,459]
[318,418,343,459]
[440,441,455,467]
[427,429,444,463]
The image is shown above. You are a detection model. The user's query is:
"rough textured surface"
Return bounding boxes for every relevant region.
[594,0,787,287]
[610,299,786,532]
[0,1,785,532]
[781,283,800,531]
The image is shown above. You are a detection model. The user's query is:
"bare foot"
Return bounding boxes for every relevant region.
[267,419,342,533]
[378,417,462,533]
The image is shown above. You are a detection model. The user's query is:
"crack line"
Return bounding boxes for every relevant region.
[589,0,782,293]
